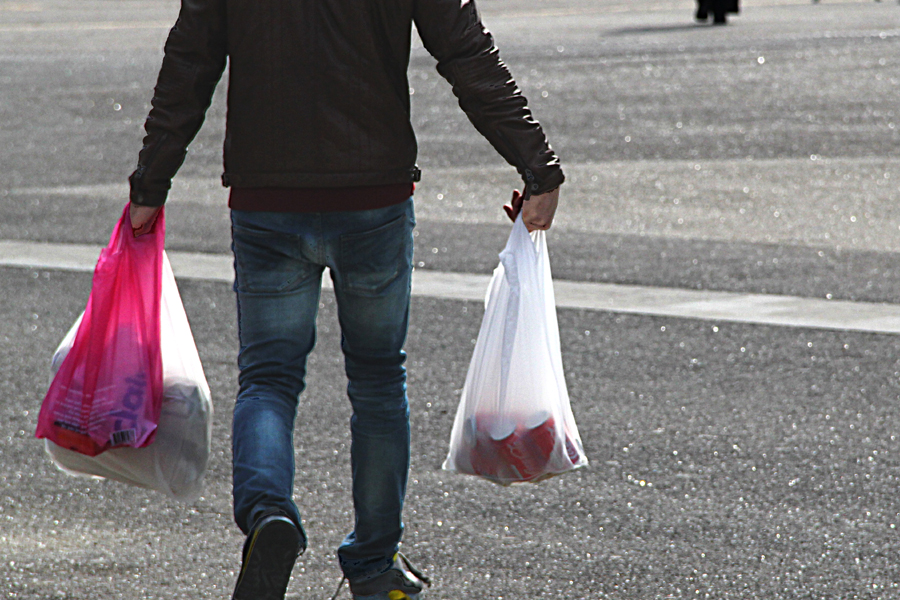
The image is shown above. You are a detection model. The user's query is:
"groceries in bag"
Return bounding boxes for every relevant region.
[44,254,212,500]
[443,214,587,485]
[457,411,582,483]
[36,204,165,456]
[36,202,213,500]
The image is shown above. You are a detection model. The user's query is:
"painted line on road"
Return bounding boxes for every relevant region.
[2,239,900,335]
[0,21,172,33]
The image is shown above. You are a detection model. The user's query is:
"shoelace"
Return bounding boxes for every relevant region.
[397,553,431,586]
[329,576,346,600]
[329,552,431,600]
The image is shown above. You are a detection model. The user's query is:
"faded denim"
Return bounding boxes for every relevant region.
[230,199,415,581]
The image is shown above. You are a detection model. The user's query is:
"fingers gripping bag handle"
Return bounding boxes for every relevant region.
[443,214,588,485]
[36,204,165,457]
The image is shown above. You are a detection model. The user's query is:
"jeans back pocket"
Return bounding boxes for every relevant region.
[232,221,314,294]
[338,213,414,297]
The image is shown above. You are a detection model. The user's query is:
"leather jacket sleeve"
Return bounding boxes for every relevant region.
[413,0,564,196]
[129,0,227,207]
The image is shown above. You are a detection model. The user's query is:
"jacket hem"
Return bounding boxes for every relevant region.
[222,168,421,189]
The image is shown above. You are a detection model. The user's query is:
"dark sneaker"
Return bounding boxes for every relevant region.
[232,512,305,600]
[347,553,430,600]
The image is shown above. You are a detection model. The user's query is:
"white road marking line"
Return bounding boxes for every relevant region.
[2,239,899,334]
[0,21,171,32]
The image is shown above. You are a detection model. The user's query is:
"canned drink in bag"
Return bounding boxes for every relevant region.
[523,411,558,465]
[464,414,505,479]
[483,416,519,481]
[492,411,557,481]
[464,411,574,483]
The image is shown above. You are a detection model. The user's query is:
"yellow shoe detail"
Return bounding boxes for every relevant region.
[387,592,410,600]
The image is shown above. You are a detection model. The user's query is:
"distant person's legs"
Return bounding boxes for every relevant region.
[695,0,709,21]
[711,0,728,24]
[697,0,731,24]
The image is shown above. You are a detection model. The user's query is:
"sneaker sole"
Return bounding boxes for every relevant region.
[232,517,302,600]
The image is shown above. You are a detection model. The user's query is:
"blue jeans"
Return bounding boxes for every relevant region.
[230,199,415,582]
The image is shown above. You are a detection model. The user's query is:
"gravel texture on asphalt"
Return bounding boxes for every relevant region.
[3,267,900,599]
[3,0,900,598]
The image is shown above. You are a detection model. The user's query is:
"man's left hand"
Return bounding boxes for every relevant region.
[503,187,560,232]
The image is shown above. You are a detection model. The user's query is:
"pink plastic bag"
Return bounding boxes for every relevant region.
[36,204,165,457]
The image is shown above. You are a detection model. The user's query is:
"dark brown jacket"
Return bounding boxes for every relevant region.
[129,0,564,207]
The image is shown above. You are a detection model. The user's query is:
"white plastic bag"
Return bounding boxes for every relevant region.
[443,214,587,485]
[45,253,213,501]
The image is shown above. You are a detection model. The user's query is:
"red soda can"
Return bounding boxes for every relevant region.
[466,414,505,479]
[486,416,523,481]
[523,411,558,467]
[492,411,558,481]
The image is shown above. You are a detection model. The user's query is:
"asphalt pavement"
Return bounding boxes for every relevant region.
[3,1,900,598]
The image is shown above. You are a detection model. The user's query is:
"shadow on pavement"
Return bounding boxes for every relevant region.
[603,23,716,36]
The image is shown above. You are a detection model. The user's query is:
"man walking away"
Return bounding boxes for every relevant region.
[127,0,564,598]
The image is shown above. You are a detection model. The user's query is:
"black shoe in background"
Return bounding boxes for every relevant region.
[695,0,709,20]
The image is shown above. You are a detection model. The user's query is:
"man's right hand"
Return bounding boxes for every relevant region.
[130,203,162,237]
[503,187,560,232]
